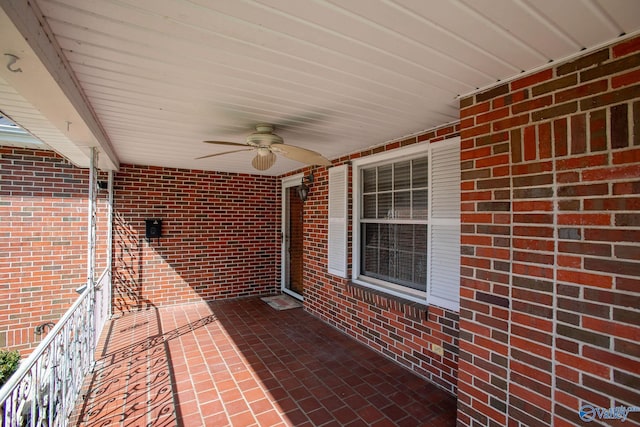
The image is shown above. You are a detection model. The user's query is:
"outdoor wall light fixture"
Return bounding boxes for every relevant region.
[297,171,314,202]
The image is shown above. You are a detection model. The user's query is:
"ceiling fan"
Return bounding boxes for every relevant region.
[197,124,332,171]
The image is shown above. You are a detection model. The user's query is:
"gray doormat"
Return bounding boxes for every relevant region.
[261,294,303,310]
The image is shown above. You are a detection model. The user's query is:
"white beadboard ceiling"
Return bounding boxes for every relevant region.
[1,0,640,175]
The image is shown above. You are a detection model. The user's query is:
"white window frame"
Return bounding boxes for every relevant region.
[351,137,460,310]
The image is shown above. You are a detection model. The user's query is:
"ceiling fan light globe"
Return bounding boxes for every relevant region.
[251,152,276,170]
[257,147,271,157]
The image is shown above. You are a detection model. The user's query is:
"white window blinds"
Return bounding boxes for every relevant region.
[328,165,348,277]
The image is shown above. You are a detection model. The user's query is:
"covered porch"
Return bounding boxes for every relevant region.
[71,297,456,426]
[1,1,639,426]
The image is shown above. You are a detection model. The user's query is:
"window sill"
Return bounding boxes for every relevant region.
[346,281,428,322]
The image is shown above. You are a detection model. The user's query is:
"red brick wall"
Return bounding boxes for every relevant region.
[458,35,640,426]
[112,164,279,313]
[299,124,462,395]
[0,147,108,352]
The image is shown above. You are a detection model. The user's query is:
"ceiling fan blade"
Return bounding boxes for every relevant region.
[271,144,332,166]
[195,148,253,160]
[251,152,276,170]
[203,140,247,147]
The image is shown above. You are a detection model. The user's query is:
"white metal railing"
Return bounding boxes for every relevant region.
[0,285,96,426]
[93,268,110,349]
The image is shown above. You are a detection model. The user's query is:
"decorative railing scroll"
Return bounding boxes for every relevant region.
[0,284,96,426]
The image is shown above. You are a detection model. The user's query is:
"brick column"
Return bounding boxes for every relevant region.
[458,35,640,426]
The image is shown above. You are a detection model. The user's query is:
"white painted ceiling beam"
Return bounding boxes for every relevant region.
[0,0,118,170]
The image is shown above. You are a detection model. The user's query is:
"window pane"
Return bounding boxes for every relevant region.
[412,189,428,219]
[364,246,378,275]
[414,224,427,252]
[394,191,411,219]
[360,223,428,291]
[394,161,410,190]
[363,194,376,219]
[363,168,376,193]
[414,253,427,288]
[362,223,379,275]
[364,223,379,246]
[379,224,390,249]
[378,165,392,191]
[379,249,390,276]
[397,250,414,282]
[397,224,414,248]
[378,193,392,219]
[412,157,428,188]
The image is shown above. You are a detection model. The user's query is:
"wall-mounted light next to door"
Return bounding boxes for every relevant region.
[297,170,314,202]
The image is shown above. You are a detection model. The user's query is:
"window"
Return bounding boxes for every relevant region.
[360,157,429,292]
[350,137,460,310]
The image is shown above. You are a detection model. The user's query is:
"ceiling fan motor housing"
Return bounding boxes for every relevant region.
[246,124,283,146]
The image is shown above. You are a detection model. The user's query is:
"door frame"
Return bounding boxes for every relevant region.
[281,173,304,301]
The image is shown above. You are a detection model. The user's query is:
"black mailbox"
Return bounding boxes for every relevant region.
[145,219,162,239]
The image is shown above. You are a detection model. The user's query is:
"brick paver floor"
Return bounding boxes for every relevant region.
[71,296,457,426]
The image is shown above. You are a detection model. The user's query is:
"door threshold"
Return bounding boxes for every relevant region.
[282,288,303,302]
